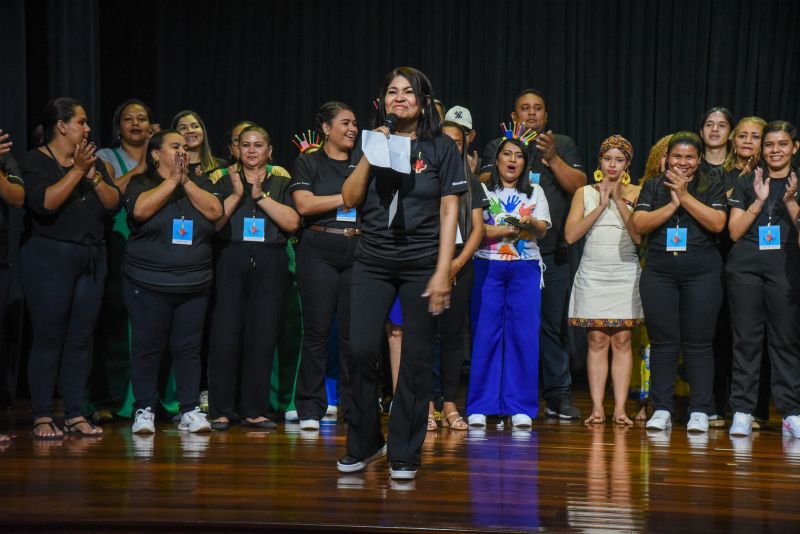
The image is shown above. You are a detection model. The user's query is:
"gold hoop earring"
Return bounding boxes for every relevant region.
[622,171,631,185]
[593,169,603,182]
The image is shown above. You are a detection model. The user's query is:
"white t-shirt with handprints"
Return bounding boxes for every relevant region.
[475,184,551,261]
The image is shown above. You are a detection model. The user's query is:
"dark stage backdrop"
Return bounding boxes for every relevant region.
[3,0,800,180]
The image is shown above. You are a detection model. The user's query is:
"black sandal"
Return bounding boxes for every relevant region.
[63,418,103,436]
[32,419,64,440]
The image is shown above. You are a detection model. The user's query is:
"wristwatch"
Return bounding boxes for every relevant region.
[255,192,269,201]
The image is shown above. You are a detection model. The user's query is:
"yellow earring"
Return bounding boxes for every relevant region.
[593,169,603,182]
[622,171,631,185]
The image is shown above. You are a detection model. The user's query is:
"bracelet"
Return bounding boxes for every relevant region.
[747,204,761,215]
[90,175,103,188]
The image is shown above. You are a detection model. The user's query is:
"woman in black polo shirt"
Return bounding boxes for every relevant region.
[289,101,359,430]
[632,132,726,434]
[726,121,800,439]
[20,98,121,438]
[124,129,222,434]
[339,67,465,480]
[206,125,299,430]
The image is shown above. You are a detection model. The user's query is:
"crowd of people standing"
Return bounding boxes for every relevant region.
[0,66,799,481]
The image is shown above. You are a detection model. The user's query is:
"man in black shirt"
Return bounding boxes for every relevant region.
[480,89,586,419]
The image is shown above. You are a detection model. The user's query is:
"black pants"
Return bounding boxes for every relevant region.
[207,243,288,420]
[294,231,356,421]
[123,277,208,415]
[539,249,572,401]
[21,235,107,420]
[640,248,722,415]
[434,258,474,403]
[726,240,800,417]
[348,254,437,466]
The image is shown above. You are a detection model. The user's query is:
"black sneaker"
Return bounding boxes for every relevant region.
[336,444,387,473]
[389,461,417,480]
[544,396,581,419]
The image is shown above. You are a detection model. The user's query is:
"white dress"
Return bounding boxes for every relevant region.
[568,185,643,327]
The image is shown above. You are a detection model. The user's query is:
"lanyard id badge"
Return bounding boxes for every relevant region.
[666,227,687,252]
[336,206,357,223]
[172,217,193,245]
[243,217,266,242]
[758,224,780,250]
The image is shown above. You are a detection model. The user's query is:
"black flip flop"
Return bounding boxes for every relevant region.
[32,420,64,440]
[63,418,103,437]
[242,418,277,429]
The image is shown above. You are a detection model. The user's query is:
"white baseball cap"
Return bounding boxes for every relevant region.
[444,106,473,130]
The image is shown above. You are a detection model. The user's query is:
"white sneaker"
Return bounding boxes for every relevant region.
[326,405,338,416]
[646,410,672,430]
[178,407,211,433]
[198,390,209,412]
[511,414,533,428]
[299,419,320,430]
[687,412,709,433]
[782,415,800,439]
[132,407,156,434]
[285,410,299,423]
[467,414,486,427]
[729,412,754,437]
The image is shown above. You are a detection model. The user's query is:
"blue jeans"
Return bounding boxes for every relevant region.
[539,251,572,401]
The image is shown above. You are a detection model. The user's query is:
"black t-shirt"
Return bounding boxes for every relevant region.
[700,158,724,176]
[481,134,583,255]
[288,149,357,229]
[123,172,222,292]
[20,148,120,243]
[352,134,467,262]
[216,172,295,246]
[0,156,24,264]
[457,172,490,246]
[728,173,800,246]
[634,173,726,253]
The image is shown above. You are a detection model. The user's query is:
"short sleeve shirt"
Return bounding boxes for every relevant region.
[0,156,24,263]
[216,172,295,246]
[475,184,551,261]
[728,173,800,245]
[352,134,468,262]
[288,149,357,229]
[481,134,583,255]
[634,173,726,252]
[96,147,137,177]
[123,172,222,292]
[20,149,120,243]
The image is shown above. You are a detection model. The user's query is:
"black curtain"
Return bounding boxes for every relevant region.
[3,0,799,177]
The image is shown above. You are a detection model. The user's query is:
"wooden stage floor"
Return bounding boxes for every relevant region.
[1,397,799,533]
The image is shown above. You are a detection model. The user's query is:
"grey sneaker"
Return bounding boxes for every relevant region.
[178,407,211,433]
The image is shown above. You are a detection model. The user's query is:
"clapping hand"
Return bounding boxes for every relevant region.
[227,165,244,197]
[0,130,12,157]
[753,167,770,203]
[783,171,797,204]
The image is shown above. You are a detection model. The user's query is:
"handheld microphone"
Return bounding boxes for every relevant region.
[384,113,398,134]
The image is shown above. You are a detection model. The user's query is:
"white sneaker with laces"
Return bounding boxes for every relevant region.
[646,410,672,430]
[467,414,486,427]
[511,414,533,428]
[687,412,709,433]
[132,407,156,434]
[326,405,338,416]
[178,407,211,433]
[299,419,320,430]
[729,412,754,437]
[782,415,800,439]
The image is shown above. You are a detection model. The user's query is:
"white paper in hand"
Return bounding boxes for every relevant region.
[361,131,411,174]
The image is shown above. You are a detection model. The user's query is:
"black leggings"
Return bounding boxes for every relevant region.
[294,231,356,421]
[348,254,437,466]
[726,240,800,417]
[434,258,473,403]
[207,243,288,420]
[640,248,722,415]
[21,235,107,420]
[123,277,208,415]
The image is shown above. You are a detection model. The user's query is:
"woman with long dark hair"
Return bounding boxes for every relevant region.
[632,132,727,433]
[206,125,299,430]
[289,102,359,430]
[123,129,222,434]
[20,97,121,438]
[726,121,800,438]
[339,67,465,480]
[467,135,550,429]
[699,107,734,173]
